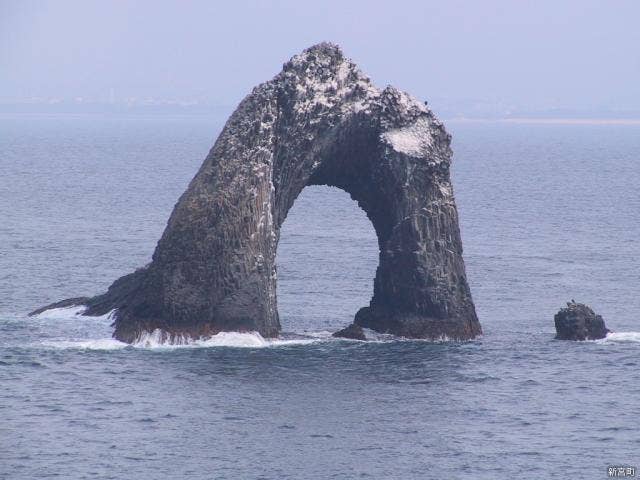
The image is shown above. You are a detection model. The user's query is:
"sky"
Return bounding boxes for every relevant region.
[1,0,639,116]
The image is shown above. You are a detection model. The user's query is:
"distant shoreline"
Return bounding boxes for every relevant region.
[447,117,640,125]
[2,110,640,126]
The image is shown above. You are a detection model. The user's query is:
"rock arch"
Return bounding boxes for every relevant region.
[35,43,481,342]
[275,185,379,330]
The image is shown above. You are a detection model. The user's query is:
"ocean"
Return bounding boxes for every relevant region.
[1,113,639,479]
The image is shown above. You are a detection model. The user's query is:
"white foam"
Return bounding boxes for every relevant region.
[33,305,87,319]
[304,330,334,339]
[30,306,474,350]
[131,329,323,349]
[40,338,128,350]
[30,306,122,350]
[596,331,640,344]
[34,305,115,321]
[36,330,324,351]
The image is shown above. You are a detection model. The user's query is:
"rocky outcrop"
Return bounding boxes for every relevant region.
[332,324,366,340]
[554,301,610,340]
[32,42,481,343]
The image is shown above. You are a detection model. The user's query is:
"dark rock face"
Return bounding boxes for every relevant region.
[332,324,366,340]
[33,43,481,343]
[554,301,610,340]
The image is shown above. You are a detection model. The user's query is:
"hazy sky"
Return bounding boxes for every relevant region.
[2,0,639,112]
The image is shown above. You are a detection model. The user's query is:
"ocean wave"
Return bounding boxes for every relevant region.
[37,330,325,351]
[32,305,115,321]
[33,305,88,319]
[132,329,323,349]
[597,332,640,344]
[30,307,325,350]
[40,338,128,350]
[29,306,471,350]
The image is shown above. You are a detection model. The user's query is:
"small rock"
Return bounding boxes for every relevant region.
[332,324,366,340]
[554,301,610,340]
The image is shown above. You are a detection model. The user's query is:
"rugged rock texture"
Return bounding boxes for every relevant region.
[33,43,481,343]
[554,301,610,340]
[332,324,366,341]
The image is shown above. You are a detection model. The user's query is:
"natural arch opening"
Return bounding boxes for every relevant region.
[276,185,379,333]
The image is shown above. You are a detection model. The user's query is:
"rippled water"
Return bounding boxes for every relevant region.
[1,114,639,479]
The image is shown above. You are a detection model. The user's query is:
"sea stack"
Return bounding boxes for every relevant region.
[31,43,481,343]
[554,301,610,340]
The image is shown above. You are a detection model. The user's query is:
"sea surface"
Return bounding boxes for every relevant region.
[1,113,639,479]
